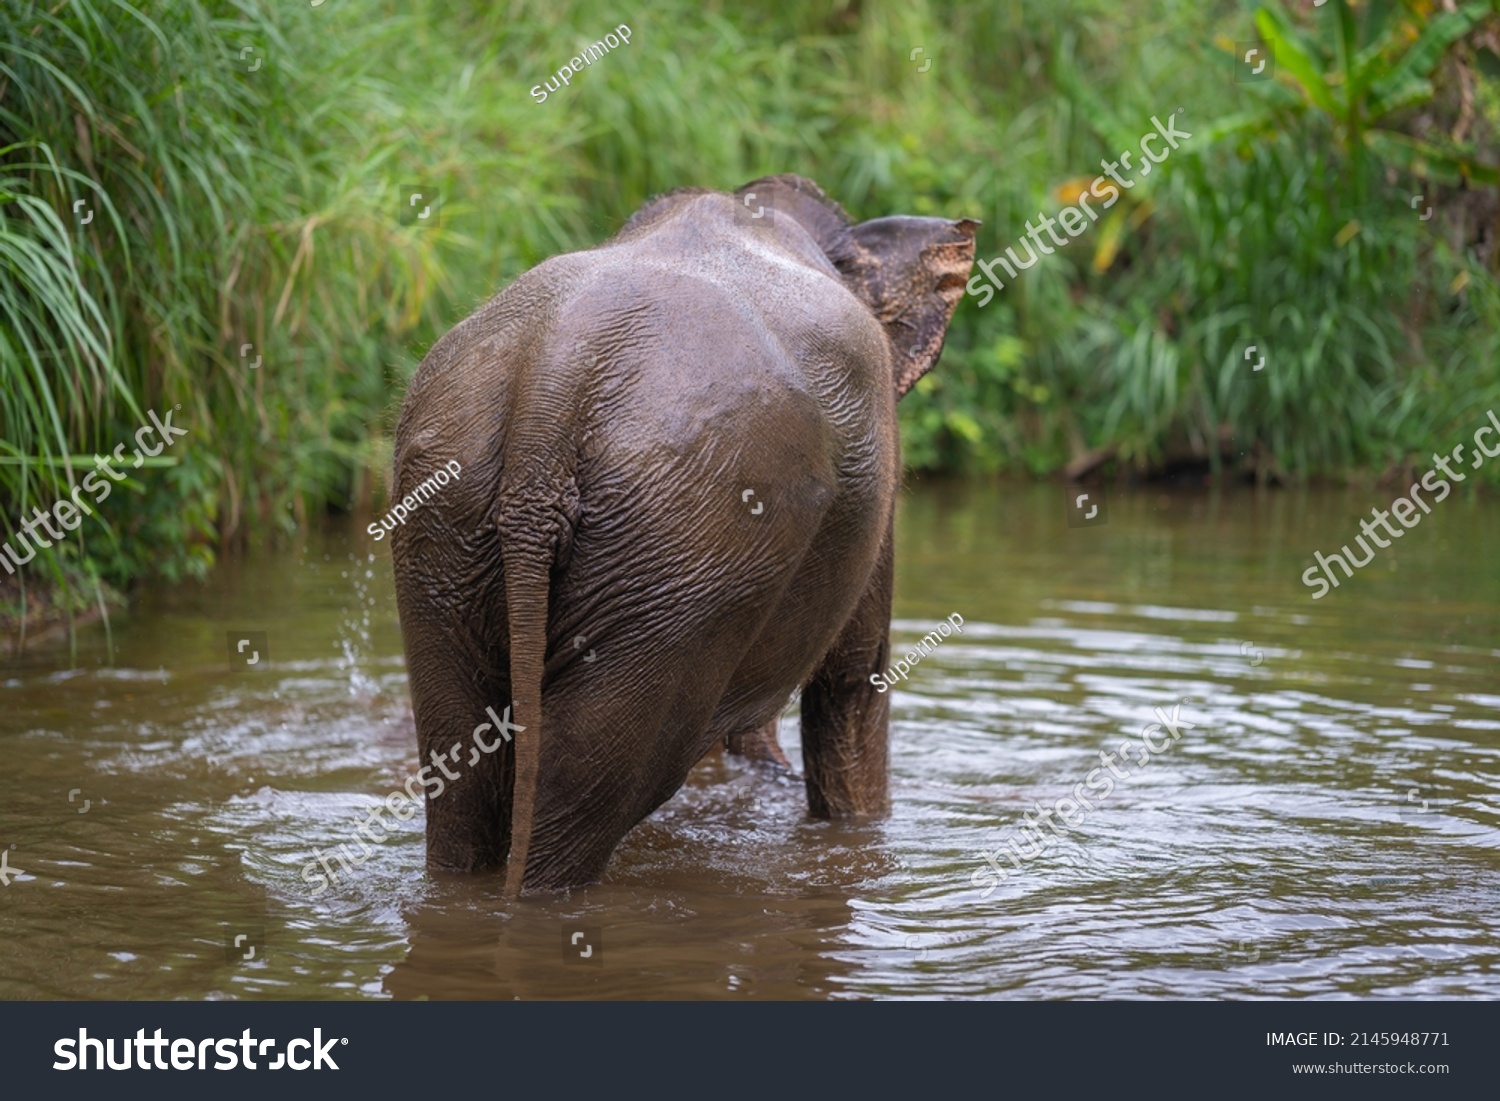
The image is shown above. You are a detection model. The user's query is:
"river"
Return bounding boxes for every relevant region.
[2,482,1497,998]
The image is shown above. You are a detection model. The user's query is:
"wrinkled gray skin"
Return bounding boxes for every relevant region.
[391,175,976,893]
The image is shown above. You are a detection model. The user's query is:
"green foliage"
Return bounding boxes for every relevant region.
[1245,0,1498,189]
[1,0,1497,631]
[900,0,1500,483]
[0,0,585,599]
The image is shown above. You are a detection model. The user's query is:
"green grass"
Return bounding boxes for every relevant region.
[1,0,1498,636]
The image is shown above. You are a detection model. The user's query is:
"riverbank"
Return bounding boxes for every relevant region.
[0,574,123,659]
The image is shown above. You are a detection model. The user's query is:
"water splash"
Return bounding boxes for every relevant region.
[336,552,381,698]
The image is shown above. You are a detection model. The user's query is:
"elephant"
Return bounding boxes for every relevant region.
[390,174,977,893]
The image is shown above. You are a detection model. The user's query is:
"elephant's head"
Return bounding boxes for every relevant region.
[734,175,977,397]
[622,175,978,398]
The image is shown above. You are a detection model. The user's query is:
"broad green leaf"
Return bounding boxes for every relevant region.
[1334,0,1360,107]
[1368,3,1492,121]
[1349,1,1411,99]
[1255,6,1342,118]
[1364,128,1500,186]
[1198,110,1278,145]
[1368,74,1436,121]
[946,411,983,444]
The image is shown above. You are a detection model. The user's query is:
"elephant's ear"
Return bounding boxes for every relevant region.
[732,178,978,398]
[841,216,980,399]
[731,177,977,397]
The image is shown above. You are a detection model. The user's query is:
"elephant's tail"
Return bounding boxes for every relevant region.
[501,531,550,896]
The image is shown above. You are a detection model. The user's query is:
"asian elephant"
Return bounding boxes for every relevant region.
[390,174,977,893]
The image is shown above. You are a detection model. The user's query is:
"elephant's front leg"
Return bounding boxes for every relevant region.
[800,521,893,817]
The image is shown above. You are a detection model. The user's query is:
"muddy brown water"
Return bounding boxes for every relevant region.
[1,482,1497,999]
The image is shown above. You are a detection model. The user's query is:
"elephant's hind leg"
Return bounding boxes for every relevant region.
[800,524,893,817]
[400,610,515,873]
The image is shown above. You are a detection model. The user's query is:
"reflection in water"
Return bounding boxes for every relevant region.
[1,484,1497,999]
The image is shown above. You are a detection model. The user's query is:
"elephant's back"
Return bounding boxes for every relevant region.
[535,221,899,772]
[557,221,892,464]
